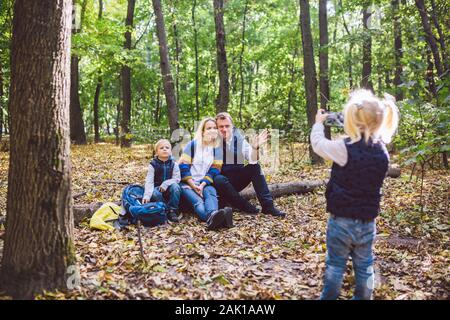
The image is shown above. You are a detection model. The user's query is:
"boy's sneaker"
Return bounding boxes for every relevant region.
[167,209,180,222]
[223,207,234,228]
[262,206,286,217]
[207,209,226,230]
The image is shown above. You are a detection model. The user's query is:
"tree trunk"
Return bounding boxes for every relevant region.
[93,0,104,143]
[319,0,331,139]
[392,0,404,101]
[299,0,322,164]
[213,0,230,113]
[192,0,200,121]
[361,1,373,91]
[339,0,353,89]
[93,76,102,143]
[120,0,136,148]
[415,0,444,79]
[238,0,248,125]
[1,0,75,299]
[70,55,87,145]
[0,60,3,141]
[70,0,87,145]
[426,49,438,101]
[429,0,449,74]
[152,0,179,134]
[155,85,161,125]
[170,2,181,109]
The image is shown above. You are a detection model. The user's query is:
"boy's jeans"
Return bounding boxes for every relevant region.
[320,215,376,300]
[151,183,182,211]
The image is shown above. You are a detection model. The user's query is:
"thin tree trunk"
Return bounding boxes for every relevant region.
[152,0,179,133]
[170,2,181,109]
[415,0,444,79]
[1,0,75,299]
[319,0,331,139]
[93,76,102,143]
[238,0,248,125]
[192,0,200,121]
[255,60,259,97]
[392,0,404,101]
[299,0,322,164]
[70,0,87,145]
[115,102,120,146]
[361,1,373,91]
[340,0,353,89]
[0,60,3,141]
[93,0,104,143]
[426,49,438,101]
[155,85,161,125]
[213,0,230,113]
[429,0,449,73]
[120,0,136,148]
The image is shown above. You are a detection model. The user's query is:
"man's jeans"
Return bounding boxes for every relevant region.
[151,183,182,211]
[320,215,376,300]
[213,164,273,209]
[180,185,218,221]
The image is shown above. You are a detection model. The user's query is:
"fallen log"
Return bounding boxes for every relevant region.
[73,166,401,225]
[72,180,327,225]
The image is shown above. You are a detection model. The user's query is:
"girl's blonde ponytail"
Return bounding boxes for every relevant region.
[380,93,399,144]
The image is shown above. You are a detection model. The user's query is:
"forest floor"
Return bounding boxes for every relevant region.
[0,142,448,300]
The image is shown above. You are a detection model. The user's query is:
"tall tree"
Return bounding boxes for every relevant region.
[1,0,76,299]
[192,0,200,121]
[429,0,448,74]
[170,1,181,109]
[0,59,3,141]
[361,0,373,91]
[120,0,136,147]
[392,0,404,100]
[213,0,230,113]
[319,0,331,139]
[152,0,179,134]
[299,0,322,164]
[70,0,87,145]
[238,0,248,125]
[414,0,445,80]
[339,0,354,89]
[93,0,104,143]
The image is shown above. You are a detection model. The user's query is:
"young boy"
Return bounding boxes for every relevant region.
[143,139,182,222]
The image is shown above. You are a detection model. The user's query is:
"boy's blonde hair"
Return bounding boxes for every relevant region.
[193,117,220,147]
[154,139,171,153]
[343,89,399,144]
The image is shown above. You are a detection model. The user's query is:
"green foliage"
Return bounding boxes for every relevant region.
[0,0,448,165]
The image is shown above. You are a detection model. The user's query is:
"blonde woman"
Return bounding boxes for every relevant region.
[179,117,233,230]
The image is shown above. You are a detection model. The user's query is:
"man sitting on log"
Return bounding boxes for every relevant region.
[213,112,286,217]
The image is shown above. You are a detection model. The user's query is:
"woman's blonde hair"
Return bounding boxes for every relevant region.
[193,117,220,147]
[343,89,399,144]
[154,139,171,153]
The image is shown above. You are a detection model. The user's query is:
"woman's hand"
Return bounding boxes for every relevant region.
[315,109,328,124]
[142,198,149,204]
[187,179,203,198]
[197,182,206,197]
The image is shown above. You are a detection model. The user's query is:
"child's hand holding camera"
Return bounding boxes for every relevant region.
[315,109,328,124]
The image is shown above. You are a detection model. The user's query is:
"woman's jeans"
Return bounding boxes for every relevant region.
[181,185,218,221]
[320,215,376,300]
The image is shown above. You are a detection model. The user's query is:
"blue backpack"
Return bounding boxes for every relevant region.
[121,184,168,227]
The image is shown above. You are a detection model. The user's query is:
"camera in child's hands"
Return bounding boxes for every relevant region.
[324,112,344,127]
